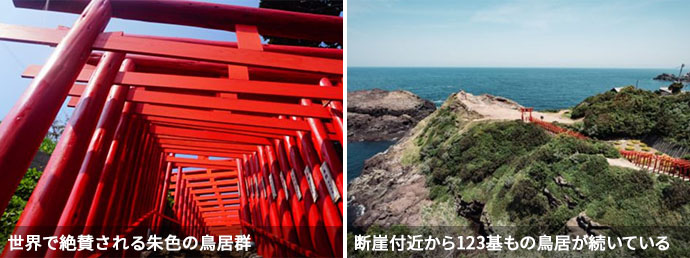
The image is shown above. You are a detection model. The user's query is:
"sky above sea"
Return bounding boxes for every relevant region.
[348,0,690,68]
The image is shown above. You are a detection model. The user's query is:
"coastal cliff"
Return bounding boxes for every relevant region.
[349,90,690,256]
[347,89,435,142]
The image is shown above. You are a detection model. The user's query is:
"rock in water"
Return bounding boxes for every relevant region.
[347,89,436,142]
[653,72,690,82]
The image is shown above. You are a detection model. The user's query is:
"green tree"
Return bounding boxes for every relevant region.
[669,82,684,94]
[259,0,342,48]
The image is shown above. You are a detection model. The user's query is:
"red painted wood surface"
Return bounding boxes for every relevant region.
[0,1,342,257]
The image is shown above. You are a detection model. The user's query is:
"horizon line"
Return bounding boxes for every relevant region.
[348,66,681,70]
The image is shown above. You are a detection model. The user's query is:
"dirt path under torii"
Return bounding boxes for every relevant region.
[455,91,581,124]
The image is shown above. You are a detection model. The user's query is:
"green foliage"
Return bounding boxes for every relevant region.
[39,138,56,154]
[416,104,460,161]
[570,89,619,119]
[571,87,690,148]
[662,181,690,209]
[539,108,560,113]
[428,185,450,202]
[669,82,684,94]
[259,0,342,48]
[14,168,42,198]
[623,169,654,191]
[167,192,175,208]
[407,115,690,255]
[656,93,690,148]
[418,120,549,184]
[0,168,42,251]
[507,179,548,219]
[577,87,661,137]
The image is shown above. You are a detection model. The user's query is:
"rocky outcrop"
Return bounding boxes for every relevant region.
[653,72,690,82]
[566,212,610,236]
[347,137,431,229]
[347,89,435,142]
[348,92,480,230]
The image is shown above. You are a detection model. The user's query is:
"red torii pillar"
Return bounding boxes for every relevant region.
[236,158,253,236]
[51,57,133,247]
[0,0,112,225]
[320,78,344,146]
[80,101,134,242]
[273,137,316,253]
[152,155,173,233]
[8,50,124,257]
[293,118,342,257]
[520,107,534,122]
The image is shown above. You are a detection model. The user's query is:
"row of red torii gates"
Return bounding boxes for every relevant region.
[0,0,343,257]
[519,108,690,178]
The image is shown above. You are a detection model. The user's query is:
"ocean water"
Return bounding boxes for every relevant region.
[347,141,394,184]
[348,67,671,110]
[347,67,674,182]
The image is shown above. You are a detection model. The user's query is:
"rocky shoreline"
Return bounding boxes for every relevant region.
[347,89,435,142]
[348,92,484,230]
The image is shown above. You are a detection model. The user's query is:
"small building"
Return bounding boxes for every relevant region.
[611,87,625,93]
[659,86,673,95]
[659,86,688,96]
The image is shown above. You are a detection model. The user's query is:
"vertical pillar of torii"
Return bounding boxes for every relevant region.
[520,107,534,122]
[154,156,174,233]
[53,57,133,247]
[278,117,333,256]
[236,158,252,237]
[8,47,124,258]
[222,23,261,237]
[0,1,113,245]
[292,120,342,257]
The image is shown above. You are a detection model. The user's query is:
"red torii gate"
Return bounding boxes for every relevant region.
[0,0,343,257]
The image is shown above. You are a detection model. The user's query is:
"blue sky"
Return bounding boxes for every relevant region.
[0,0,258,120]
[348,0,690,68]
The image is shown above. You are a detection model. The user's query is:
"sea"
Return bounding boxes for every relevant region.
[347,67,674,183]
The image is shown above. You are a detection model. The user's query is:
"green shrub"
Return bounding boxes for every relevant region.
[669,82,684,94]
[428,185,450,202]
[1,168,42,251]
[572,89,690,148]
[525,162,551,186]
[417,105,459,160]
[662,181,690,209]
[622,169,654,192]
[570,89,619,119]
[507,179,548,219]
[434,121,548,184]
[39,138,56,154]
